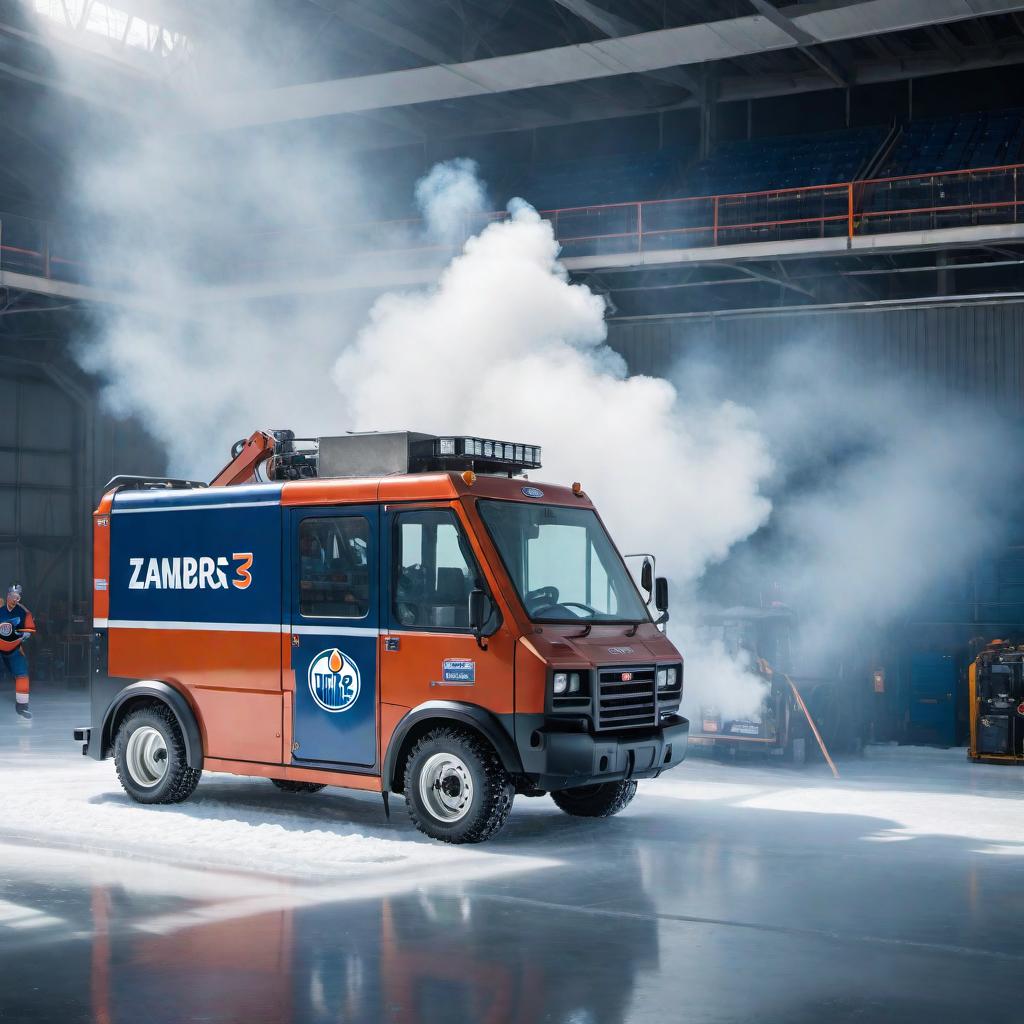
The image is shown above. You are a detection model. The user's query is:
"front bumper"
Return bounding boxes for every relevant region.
[516,715,689,791]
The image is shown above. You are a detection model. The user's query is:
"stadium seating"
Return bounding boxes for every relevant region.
[877,109,1024,178]
[682,125,887,198]
[355,108,1024,249]
[858,109,1024,231]
[507,148,687,211]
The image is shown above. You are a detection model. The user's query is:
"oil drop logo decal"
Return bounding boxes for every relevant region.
[308,647,361,713]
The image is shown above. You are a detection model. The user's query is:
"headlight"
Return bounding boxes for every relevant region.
[658,667,678,690]
[553,671,582,695]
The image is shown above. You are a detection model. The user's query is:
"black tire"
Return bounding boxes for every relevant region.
[270,779,326,793]
[113,704,201,805]
[551,780,637,818]
[404,726,514,844]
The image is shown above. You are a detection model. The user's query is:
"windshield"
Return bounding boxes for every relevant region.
[478,500,651,623]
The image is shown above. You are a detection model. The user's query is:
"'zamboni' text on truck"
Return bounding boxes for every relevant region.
[75,430,688,843]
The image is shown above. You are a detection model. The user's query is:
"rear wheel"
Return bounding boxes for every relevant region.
[404,727,514,844]
[551,780,637,818]
[270,779,326,793]
[114,704,201,805]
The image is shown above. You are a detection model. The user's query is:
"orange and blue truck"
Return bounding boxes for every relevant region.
[75,430,687,842]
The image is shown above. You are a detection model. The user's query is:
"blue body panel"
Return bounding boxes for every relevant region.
[288,505,379,768]
[108,485,283,627]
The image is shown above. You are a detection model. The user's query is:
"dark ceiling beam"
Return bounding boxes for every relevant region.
[745,0,849,86]
[967,14,1000,48]
[716,42,1024,102]
[925,25,965,64]
[549,0,700,93]
[550,0,640,39]
[729,261,817,298]
[864,35,898,61]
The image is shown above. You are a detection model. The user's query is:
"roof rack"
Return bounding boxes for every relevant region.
[104,475,208,492]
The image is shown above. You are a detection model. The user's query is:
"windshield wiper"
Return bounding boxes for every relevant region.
[624,622,640,637]
[569,623,592,638]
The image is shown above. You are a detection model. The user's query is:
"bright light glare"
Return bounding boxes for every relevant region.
[32,0,190,56]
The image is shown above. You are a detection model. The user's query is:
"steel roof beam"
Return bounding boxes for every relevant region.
[550,0,699,93]
[745,0,849,86]
[202,0,1024,129]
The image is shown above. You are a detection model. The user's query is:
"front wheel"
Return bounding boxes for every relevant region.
[114,704,201,805]
[551,780,637,818]
[404,727,514,844]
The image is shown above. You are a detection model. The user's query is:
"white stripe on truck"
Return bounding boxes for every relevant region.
[110,500,280,515]
[94,619,379,637]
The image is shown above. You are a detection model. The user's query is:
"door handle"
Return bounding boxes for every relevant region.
[291,634,300,647]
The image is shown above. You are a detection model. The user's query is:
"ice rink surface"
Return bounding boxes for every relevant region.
[1,688,1022,1024]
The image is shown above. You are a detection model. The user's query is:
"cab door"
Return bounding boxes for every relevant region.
[380,504,504,713]
[289,506,379,767]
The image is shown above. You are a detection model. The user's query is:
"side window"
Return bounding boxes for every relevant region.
[393,509,485,630]
[299,516,371,619]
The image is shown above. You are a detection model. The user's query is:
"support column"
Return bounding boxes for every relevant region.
[698,70,719,161]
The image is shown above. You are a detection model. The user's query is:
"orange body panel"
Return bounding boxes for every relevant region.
[93,492,114,622]
[380,701,410,761]
[190,689,283,763]
[282,477,381,506]
[380,473,460,503]
[108,627,283,762]
[108,628,281,692]
[514,638,550,715]
[203,756,381,791]
[380,627,517,715]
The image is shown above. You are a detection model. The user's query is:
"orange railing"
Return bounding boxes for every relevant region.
[3,163,1024,286]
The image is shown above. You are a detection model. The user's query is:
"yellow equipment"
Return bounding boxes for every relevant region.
[968,640,1024,764]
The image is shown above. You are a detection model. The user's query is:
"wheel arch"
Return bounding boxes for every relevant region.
[383,701,522,794]
[101,681,204,770]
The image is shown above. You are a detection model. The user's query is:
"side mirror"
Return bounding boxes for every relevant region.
[655,577,669,623]
[640,559,653,600]
[468,589,491,649]
[468,589,488,632]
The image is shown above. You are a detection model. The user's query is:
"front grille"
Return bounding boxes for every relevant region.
[597,665,657,730]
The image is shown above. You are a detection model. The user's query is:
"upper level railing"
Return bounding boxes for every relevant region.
[3,163,1023,287]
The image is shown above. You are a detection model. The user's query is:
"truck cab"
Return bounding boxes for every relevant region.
[77,431,688,843]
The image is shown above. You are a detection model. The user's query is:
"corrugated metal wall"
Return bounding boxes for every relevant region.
[608,299,1024,413]
[0,373,78,631]
[0,356,165,677]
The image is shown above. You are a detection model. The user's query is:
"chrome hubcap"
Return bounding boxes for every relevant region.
[125,726,168,788]
[419,752,473,822]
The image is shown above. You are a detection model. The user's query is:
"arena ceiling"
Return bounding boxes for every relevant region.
[4,0,1024,151]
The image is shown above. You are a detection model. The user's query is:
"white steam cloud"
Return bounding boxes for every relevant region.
[414,158,489,244]
[692,344,1020,675]
[334,188,774,585]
